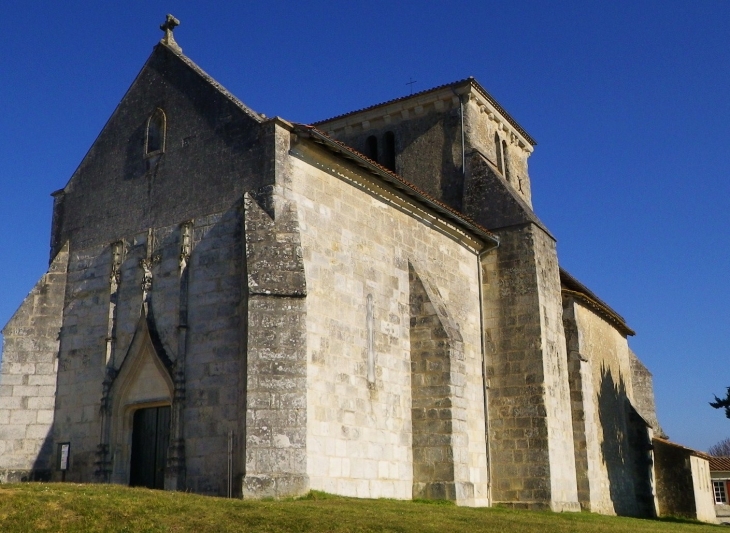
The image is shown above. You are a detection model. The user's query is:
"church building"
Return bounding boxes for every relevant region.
[0,16,710,518]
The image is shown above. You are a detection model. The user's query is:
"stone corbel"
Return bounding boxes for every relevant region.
[109,241,125,290]
[140,255,161,293]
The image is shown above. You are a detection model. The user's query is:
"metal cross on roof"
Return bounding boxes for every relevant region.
[160,14,182,53]
[406,78,417,95]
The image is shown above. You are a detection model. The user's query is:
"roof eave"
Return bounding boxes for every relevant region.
[560,268,635,336]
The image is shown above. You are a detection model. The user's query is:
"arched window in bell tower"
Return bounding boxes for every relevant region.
[494,132,504,175]
[145,109,166,156]
[502,139,510,183]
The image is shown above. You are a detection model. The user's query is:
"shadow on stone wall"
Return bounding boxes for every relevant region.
[29,428,55,481]
[597,365,654,517]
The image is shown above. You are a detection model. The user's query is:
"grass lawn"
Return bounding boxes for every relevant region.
[0,483,723,532]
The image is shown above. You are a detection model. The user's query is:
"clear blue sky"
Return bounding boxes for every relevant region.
[1,1,728,452]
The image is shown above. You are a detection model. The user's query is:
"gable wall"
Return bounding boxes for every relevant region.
[52,45,266,257]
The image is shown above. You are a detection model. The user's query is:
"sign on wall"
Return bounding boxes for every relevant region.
[57,442,70,471]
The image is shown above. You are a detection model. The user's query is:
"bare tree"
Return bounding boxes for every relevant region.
[708,437,730,457]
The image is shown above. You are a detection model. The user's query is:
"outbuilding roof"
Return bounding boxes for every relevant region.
[654,437,712,460]
[709,457,730,471]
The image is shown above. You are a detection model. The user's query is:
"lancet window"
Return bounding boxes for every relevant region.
[146,108,167,156]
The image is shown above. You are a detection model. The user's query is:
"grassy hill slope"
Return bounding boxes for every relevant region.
[0,483,722,532]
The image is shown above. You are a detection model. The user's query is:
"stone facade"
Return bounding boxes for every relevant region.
[288,142,488,504]
[0,20,705,519]
[0,244,68,483]
[562,293,653,516]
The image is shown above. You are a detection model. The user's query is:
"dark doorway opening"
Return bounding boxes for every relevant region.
[130,405,170,489]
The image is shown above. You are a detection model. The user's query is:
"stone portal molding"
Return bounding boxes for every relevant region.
[109,240,125,290]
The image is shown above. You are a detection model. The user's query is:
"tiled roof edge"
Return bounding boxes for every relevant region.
[709,456,730,471]
[654,437,712,460]
[560,268,635,336]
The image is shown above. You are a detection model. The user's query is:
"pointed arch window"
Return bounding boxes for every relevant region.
[145,109,167,157]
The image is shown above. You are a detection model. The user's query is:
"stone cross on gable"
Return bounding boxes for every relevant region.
[160,14,182,53]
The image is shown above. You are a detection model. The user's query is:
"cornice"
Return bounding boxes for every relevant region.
[315,78,536,151]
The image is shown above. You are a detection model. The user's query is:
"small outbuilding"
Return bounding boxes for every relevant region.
[653,438,716,523]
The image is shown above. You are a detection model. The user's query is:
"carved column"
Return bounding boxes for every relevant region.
[96,240,124,482]
[165,221,192,490]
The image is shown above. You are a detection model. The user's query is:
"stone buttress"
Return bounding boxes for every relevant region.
[0,244,69,482]
[242,120,309,498]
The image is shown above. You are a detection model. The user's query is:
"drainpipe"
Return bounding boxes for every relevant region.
[459,96,466,175]
[477,242,497,503]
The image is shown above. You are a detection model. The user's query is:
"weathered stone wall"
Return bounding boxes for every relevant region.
[0,244,68,482]
[48,204,244,495]
[654,439,697,518]
[629,350,665,438]
[463,97,531,207]
[288,143,488,505]
[51,240,111,481]
[50,44,266,259]
[181,207,244,495]
[242,187,309,498]
[564,296,656,516]
[574,298,635,514]
[533,228,577,511]
[563,300,601,511]
[409,264,473,503]
[317,100,465,209]
[481,224,578,511]
[691,456,716,523]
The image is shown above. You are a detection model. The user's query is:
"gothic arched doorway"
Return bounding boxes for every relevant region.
[109,315,174,488]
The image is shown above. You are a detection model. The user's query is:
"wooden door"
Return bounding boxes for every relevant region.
[130,406,170,489]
